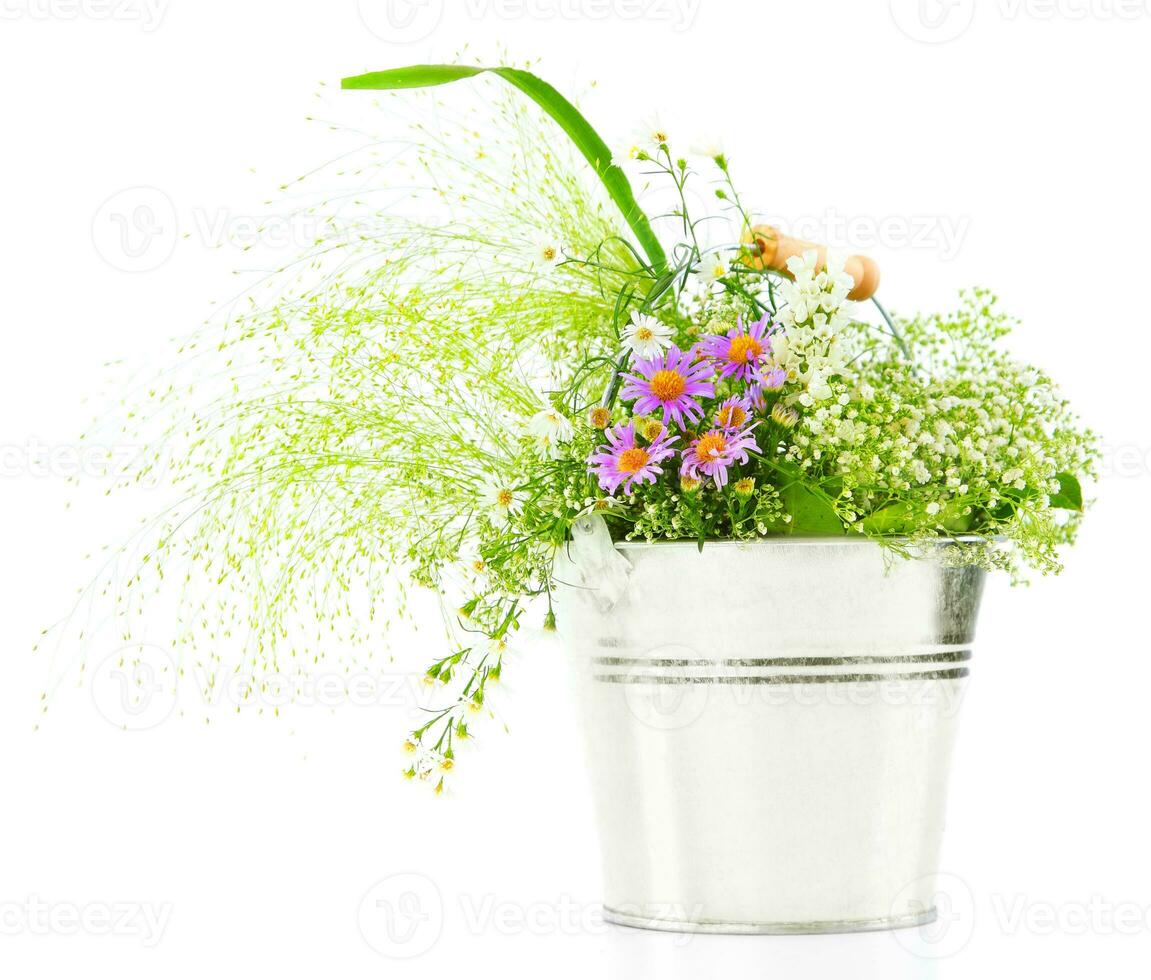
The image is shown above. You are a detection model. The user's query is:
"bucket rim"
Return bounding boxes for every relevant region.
[610,534,992,551]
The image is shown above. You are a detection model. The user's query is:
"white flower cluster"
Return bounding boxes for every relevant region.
[404,741,453,789]
[787,358,1089,529]
[772,250,855,407]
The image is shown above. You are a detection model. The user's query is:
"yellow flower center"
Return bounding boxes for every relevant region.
[617,447,650,475]
[496,489,513,508]
[649,369,687,402]
[635,326,654,341]
[695,432,727,460]
[542,245,557,261]
[717,404,747,428]
[728,335,763,364]
[641,419,664,441]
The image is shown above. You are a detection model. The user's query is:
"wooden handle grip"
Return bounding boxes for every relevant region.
[740,224,880,302]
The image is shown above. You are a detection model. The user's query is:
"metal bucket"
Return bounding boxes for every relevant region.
[554,529,985,935]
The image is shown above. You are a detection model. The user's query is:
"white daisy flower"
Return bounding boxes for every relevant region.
[634,113,671,153]
[458,550,489,584]
[694,250,729,285]
[690,135,725,160]
[525,408,574,459]
[623,311,674,359]
[479,478,523,519]
[531,233,562,267]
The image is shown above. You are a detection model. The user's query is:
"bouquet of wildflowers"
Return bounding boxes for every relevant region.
[57,63,1097,792]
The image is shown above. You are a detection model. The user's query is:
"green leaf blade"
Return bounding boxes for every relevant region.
[340,64,483,90]
[1050,472,1083,511]
[782,483,845,536]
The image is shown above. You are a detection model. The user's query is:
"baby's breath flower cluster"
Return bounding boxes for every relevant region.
[58,65,1097,789]
[785,289,1098,576]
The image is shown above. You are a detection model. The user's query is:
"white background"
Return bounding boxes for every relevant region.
[2,0,1150,976]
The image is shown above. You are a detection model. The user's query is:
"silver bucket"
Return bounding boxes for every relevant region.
[554,530,985,935]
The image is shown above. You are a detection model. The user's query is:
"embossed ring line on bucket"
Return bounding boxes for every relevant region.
[555,534,985,935]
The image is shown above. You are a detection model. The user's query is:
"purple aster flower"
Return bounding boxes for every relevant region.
[748,365,788,410]
[699,313,773,382]
[589,421,678,495]
[619,345,715,429]
[714,395,753,431]
[680,423,760,489]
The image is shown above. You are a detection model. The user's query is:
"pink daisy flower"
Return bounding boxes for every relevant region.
[589,421,678,495]
[680,423,760,489]
[699,313,773,382]
[714,395,753,431]
[620,345,715,429]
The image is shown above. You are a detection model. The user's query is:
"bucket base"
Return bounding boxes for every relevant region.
[602,904,937,936]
